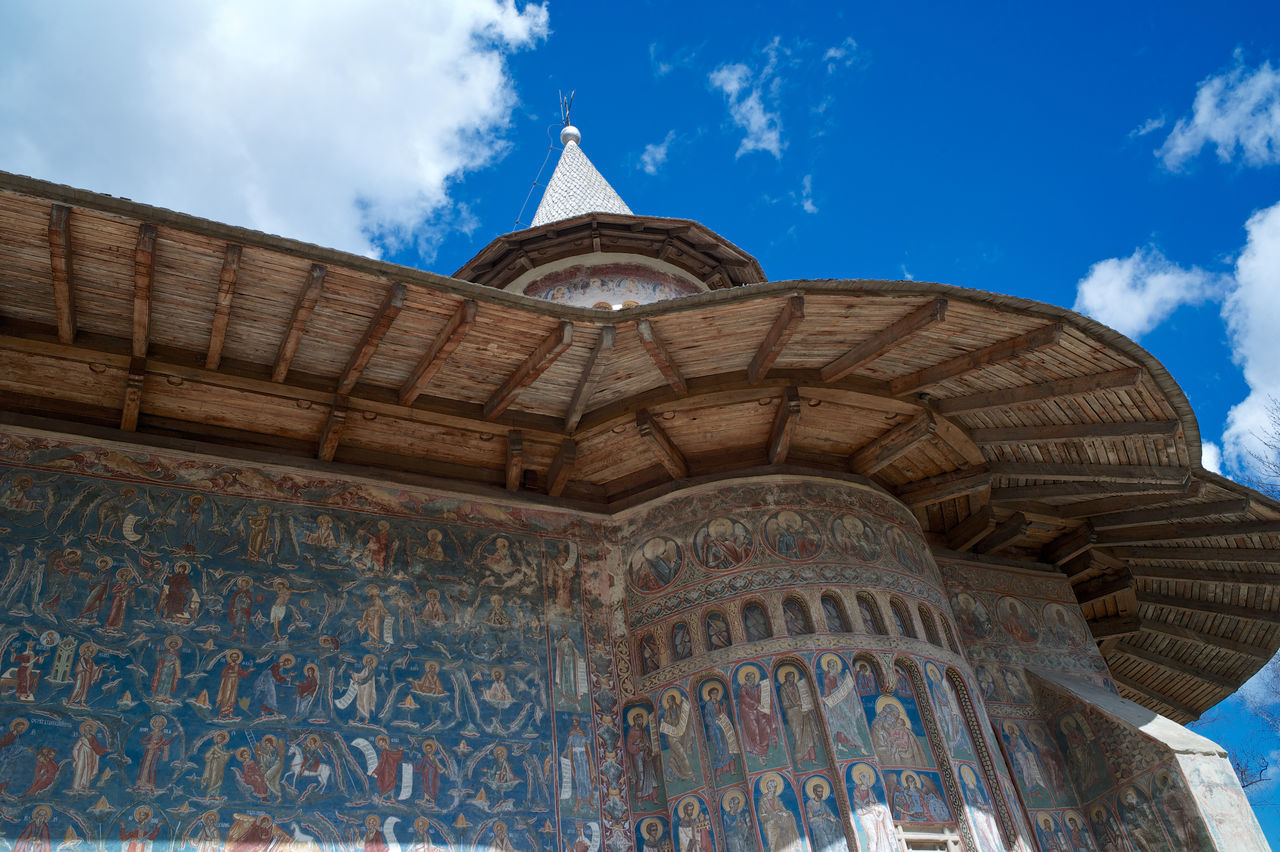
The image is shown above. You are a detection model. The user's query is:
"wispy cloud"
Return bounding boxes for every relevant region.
[1072,247,1223,339]
[0,1,549,265]
[798,174,818,213]
[639,130,677,175]
[1157,52,1280,170]
[1131,115,1166,138]
[1202,441,1223,474]
[823,37,858,74]
[709,40,787,159]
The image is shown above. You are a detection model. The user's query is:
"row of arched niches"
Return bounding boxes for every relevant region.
[618,478,1023,852]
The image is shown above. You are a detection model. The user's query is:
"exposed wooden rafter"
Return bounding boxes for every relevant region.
[564,325,615,431]
[992,480,1191,504]
[318,396,348,461]
[273,264,327,383]
[1084,498,1250,530]
[205,244,242,370]
[1139,619,1273,663]
[1132,563,1280,585]
[1138,591,1280,623]
[1087,614,1141,639]
[484,320,573,419]
[1043,524,1097,566]
[132,224,157,358]
[849,410,936,476]
[820,298,947,383]
[1111,672,1200,720]
[1054,482,1202,519]
[120,357,145,432]
[637,319,686,395]
[1111,546,1280,564]
[767,386,802,464]
[1113,642,1237,691]
[973,512,1029,555]
[547,439,577,497]
[936,368,1144,416]
[637,408,689,479]
[748,294,804,384]
[399,299,477,406]
[505,430,524,491]
[946,507,997,552]
[335,283,406,395]
[1072,570,1133,606]
[1096,518,1280,547]
[989,461,1188,485]
[968,416,1177,445]
[895,469,991,507]
[890,323,1062,397]
[46,204,77,344]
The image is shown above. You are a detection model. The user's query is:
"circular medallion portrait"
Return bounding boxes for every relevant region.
[830,513,883,562]
[949,592,993,640]
[995,596,1041,644]
[629,536,685,592]
[761,510,823,561]
[1042,602,1086,648]
[692,517,755,571]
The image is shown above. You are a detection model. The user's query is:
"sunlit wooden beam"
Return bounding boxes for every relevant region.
[47,204,77,344]
[547,439,577,497]
[317,395,348,461]
[273,264,327,382]
[336,283,406,395]
[937,367,1144,416]
[637,319,686,395]
[400,299,477,406]
[820,298,946,383]
[849,411,936,476]
[969,414,1176,444]
[564,325,615,431]
[505,430,524,491]
[205,244,242,370]
[890,323,1062,397]
[483,320,573,419]
[132,224,157,359]
[637,408,689,479]
[748,294,804,384]
[767,386,802,464]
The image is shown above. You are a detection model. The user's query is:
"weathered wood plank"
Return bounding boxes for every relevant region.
[973,512,1029,555]
[946,506,996,551]
[849,410,936,476]
[483,320,573,419]
[119,356,145,432]
[1114,643,1237,691]
[989,461,1188,485]
[767,386,801,464]
[937,368,1145,415]
[1138,591,1280,623]
[748,294,804,384]
[969,417,1179,445]
[399,299,477,406]
[1131,563,1280,585]
[335,283,406,395]
[1096,518,1280,547]
[547,438,577,497]
[564,325,615,431]
[505,430,524,491]
[1087,614,1141,639]
[890,323,1062,397]
[1074,496,1238,531]
[637,408,689,479]
[272,264,327,382]
[1043,524,1097,566]
[1111,672,1201,720]
[994,481,1191,504]
[895,469,991,507]
[205,244,242,370]
[132,223,157,359]
[1139,619,1273,662]
[637,319,687,395]
[820,298,946,382]
[317,396,348,461]
[1073,571,1133,605]
[46,204,76,344]
[1110,546,1280,564]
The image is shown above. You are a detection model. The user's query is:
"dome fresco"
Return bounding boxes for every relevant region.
[522,262,703,308]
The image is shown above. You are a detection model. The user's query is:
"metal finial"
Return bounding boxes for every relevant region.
[558,90,580,146]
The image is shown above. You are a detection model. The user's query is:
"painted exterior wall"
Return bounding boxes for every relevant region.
[0,425,1265,852]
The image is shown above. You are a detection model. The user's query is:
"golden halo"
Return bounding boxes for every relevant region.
[818,653,844,673]
[804,776,832,799]
[675,795,703,815]
[899,770,920,787]
[850,763,877,786]
[775,664,802,684]
[959,764,978,785]
[1039,815,1053,829]
[32,806,52,820]
[701,680,727,702]
[721,790,744,809]
[924,661,943,682]
[736,664,764,685]
[758,772,786,793]
[638,818,664,837]
[660,687,686,709]
[874,695,906,717]
[627,707,649,726]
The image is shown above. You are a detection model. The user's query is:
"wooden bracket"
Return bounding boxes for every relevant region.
[938,368,1144,416]
[547,439,577,497]
[972,512,1029,555]
[849,410,937,476]
[637,319,686,395]
[946,506,996,551]
[273,264,327,382]
[820,298,946,383]
[484,320,573,419]
[748,294,804,384]
[400,299,477,406]
[767,386,802,464]
[895,469,991,507]
[132,224,157,359]
[1042,523,1097,566]
[205,244,242,370]
[505,430,524,491]
[890,323,1062,397]
[318,395,349,461]
[120,356,146,432]
[637,408,689,479]
[1086,614,1141,639]
[564,325,615,430]
[336,283,406,395]
[47,204,77,344]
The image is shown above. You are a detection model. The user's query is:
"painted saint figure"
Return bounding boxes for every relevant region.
[737,666,779,765]
[701,681,741,782]
[134,715,174,792]
[70,720,109,793]
[804,779,846,850]
[564,716,596,810]
[757,775,803,852]
[626,708,662,805]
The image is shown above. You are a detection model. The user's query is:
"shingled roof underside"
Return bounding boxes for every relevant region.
[529,141,632,227]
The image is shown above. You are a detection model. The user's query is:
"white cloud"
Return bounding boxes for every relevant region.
[1131,115,1167,138]
[1157,53,1280,170]
[823,37,858,73]
[709,41,786,159]
[639,131,676,176]
[0,1,549,264]
[1072,247,1222,339]
[1221,200,1280,478]
[1202,441,1223,474]
[799,174,818,213]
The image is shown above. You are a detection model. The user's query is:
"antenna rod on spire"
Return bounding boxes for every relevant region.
[559,90,574,128]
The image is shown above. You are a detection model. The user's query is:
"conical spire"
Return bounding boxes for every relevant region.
[529,126,632,227]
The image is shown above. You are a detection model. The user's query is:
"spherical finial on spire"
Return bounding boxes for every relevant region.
[560,125,581,146]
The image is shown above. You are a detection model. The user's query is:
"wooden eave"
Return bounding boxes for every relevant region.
[1,170,1278,723]
[452,212,767,291]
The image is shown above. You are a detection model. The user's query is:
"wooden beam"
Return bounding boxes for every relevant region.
[483,320,574,419]
[400,299,477,406]
[889,323,1062,397]
[1111,672,1201,720]
[1073,571,1133,606]
[564,325,615,430]
[546,439,577,497]
[936,367,1145,416]
[946,506,997,551]
[1084,498,1249,530]
[637,319,687,395]
[637,408,689,479]
[849,411,937,476]
[205,244,242,370]
[1139,619,1273,663]
[120,356,145,432]
[1056,482,1203,519]
[1111,546,1280,565]
[1132,563,1280,586]
[335,283,406,395]
[1114,643,1237,691]
[748,294,804,384]
[273,264,327,382]
[317,396,348,461]
[969,416,1178,445]
[820,298,947,383]
[1062,549,1127,582]
[993,481,1191,504]
[1138,591,1280,623]
[46,204,76,344]
[132,223,157,359]
[895,469,992,507]
[1043,524,1097,566]
[1087,614,1142,639]
[1096,518,1280,547]
[505,430,524,491]
[989,461,1189,485]
[768,386,802,464]
[973,512,1029,555]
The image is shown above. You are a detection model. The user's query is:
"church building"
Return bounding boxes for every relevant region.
[0,124,1275,851]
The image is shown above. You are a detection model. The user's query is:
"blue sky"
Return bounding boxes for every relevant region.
[4,0,1280,837]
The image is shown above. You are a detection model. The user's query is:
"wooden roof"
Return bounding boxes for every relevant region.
[1,170,1277,722]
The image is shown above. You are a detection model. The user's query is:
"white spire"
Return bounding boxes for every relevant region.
[529,127,632,227]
